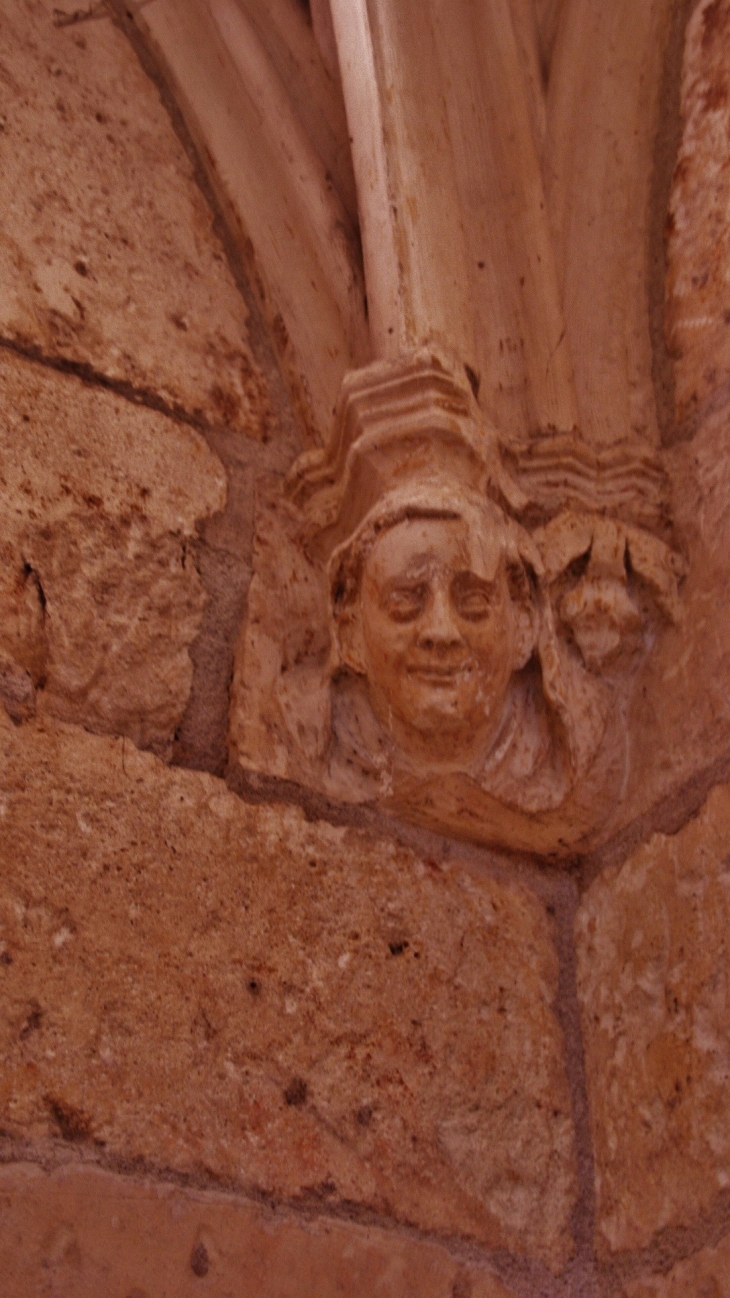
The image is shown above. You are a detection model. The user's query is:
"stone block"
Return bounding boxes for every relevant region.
[666,0,730,429]
[0,0,273,440]
[0,350,225,752]
[0,1163,517,1298]
[576,780,730,1255]
[0,710,577,1270]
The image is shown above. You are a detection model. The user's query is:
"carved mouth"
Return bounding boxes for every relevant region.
[408,665,466,686]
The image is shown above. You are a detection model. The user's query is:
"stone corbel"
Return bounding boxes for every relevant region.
[535,512,685,670]
[231,347,685,854]
[118,0,688,852]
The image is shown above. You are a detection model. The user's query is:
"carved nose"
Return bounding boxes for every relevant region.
[416,590,463,650]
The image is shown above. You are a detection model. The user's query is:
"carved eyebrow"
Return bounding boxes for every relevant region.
[380,576,428,597]
[379,554,441,581]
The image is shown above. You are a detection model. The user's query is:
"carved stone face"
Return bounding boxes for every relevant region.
[338,514,532,768]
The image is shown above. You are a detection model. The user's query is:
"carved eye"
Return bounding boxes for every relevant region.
[452,574,494,621]
[383,584,427,621]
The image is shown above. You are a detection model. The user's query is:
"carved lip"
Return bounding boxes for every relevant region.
[407,664,468,686]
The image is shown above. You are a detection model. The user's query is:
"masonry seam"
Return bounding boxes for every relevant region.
[546,882,601,1298]
[104,0,302,455]
[601,1187,730,1290]
[0,332,222,439]
[0,1140,563,1293]
[581,745,730,890]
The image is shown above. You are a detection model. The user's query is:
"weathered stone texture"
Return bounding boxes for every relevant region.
[576,781,730,1256]
[618,0,730,835]
[0,350,225,753]
[666,0,730,429]
[0,1164,517,1298]
[0,710,577,1269]
[623,406,730,816]
[611,0,730,820]
[0,0,274,440]
[624,1233,730,1297]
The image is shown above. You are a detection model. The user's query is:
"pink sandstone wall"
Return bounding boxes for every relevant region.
[2,1,730,1296]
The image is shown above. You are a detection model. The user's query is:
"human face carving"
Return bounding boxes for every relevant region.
[344,515,521,767]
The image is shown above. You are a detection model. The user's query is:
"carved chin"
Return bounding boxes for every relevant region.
[375,671,508,745]
[405,690,471,732]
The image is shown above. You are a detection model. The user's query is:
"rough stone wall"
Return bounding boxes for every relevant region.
[2,2,730,1297]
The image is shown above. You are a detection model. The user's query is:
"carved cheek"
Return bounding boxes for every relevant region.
[363,608,413,679]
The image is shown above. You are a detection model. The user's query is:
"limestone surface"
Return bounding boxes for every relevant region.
[576,780,730,1255]
[0,1163,517,1298]
[666,0,730,429]
[580,4,730,826]
[0,349,225,753]
[602,0,730,819]
[624,1233,730,1297]
[622,403,730,820]
[0,0,273,440]
[0,710,577,1269]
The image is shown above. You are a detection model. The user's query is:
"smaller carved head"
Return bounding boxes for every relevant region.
[329,490,539,768]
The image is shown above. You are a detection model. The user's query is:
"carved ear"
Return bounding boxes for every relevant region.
[333,604,368,676]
